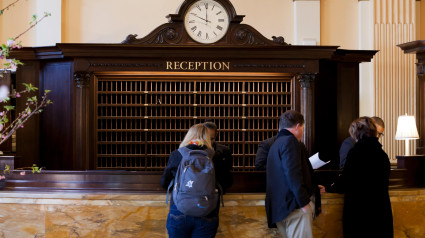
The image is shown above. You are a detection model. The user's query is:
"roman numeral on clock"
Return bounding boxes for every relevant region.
[216,25,223,31]
[191,26,197,32]
[197,31,202,37]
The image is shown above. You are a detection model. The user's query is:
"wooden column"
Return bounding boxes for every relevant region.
[74,72,92,170]
[418,63,425,154]
[297,74,316,154]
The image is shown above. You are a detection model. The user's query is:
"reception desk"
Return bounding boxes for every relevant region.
[0,189,424,238]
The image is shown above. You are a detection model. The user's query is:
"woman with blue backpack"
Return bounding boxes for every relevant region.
[160,123,233,238]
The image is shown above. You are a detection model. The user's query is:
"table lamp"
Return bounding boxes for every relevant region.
[395,114,419,156]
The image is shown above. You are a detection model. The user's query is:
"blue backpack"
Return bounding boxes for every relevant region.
[167,147,222,217]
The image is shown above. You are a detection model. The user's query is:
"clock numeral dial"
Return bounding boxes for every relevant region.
[184,0,229,44]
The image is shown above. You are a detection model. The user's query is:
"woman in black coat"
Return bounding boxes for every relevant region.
[335,117,393,238]
[160,123,233,238]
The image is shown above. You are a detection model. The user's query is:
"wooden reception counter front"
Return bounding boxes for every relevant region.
[0,188,424,237]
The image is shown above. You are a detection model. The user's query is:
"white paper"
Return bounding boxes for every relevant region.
[309,152,330,169]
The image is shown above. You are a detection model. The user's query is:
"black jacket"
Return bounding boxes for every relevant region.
[266,129,315,225]
[339,136,355,169]
[335,137,393,238]
[255,136,278,171]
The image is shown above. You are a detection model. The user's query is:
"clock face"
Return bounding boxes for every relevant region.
[184,0,230,44]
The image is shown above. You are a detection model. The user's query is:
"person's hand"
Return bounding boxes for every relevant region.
[301,204,311,213]
[318,185,326,195]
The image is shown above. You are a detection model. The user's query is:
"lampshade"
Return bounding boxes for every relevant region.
[395,114,419,140]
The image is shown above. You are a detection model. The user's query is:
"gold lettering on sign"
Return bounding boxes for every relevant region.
[166,61,231,71]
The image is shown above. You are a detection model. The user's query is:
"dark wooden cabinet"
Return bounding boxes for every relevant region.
[11,46,375,173]
[396,155,425,187]
[9,0,376,191]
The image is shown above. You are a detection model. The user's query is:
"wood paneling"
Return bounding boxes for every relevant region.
[39,62,74,170]
[15,62,40,169]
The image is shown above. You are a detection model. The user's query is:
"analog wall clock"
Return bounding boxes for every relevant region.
[184,0,230,44]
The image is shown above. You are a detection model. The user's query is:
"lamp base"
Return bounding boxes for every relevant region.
[405,139,410,156]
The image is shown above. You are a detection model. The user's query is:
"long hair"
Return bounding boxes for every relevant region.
[349,117,378,141]
[180,124,213,149]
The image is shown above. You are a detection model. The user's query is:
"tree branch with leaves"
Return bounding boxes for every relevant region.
[0,1,53,148]
[1,10,51,72]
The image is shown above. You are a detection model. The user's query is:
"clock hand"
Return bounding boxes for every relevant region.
[191,13,211,23]
[206,6,208,24]
[195,20,211,27]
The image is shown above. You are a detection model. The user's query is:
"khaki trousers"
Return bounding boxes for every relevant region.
[276,206,313,238]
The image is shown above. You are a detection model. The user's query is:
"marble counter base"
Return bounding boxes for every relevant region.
[0,190,424,237]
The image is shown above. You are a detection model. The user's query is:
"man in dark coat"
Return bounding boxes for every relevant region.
[255,135,277,171]
[266,110,315,238]
[203,121,233,193]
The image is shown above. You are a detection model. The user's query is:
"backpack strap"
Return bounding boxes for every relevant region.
[217,182,224,207]
[166,178,174,204]
[179,147,215,158]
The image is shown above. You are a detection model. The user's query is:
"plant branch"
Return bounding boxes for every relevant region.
[0,91,51,145]
[13,13,51,41]
[0,0,22,15]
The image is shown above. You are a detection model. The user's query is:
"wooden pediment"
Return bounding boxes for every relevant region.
[121,0,289,46]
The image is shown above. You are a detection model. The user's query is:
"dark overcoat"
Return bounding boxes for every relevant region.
[339,137,393,238]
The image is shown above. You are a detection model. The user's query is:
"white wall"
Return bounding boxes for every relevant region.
[61,0,294,44]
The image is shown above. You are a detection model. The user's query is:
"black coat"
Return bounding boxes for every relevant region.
[255,135,278,171]
[266,129,314,225]
[339,136,355,169]
[337,137,393,238]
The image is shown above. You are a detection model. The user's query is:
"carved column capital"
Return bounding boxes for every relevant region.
[297,74,316,88]
[74,72,92,88]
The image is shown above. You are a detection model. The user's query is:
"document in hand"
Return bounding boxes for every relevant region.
[309,152,330,169]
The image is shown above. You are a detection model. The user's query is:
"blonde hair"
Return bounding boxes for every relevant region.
[180,124,213,149]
